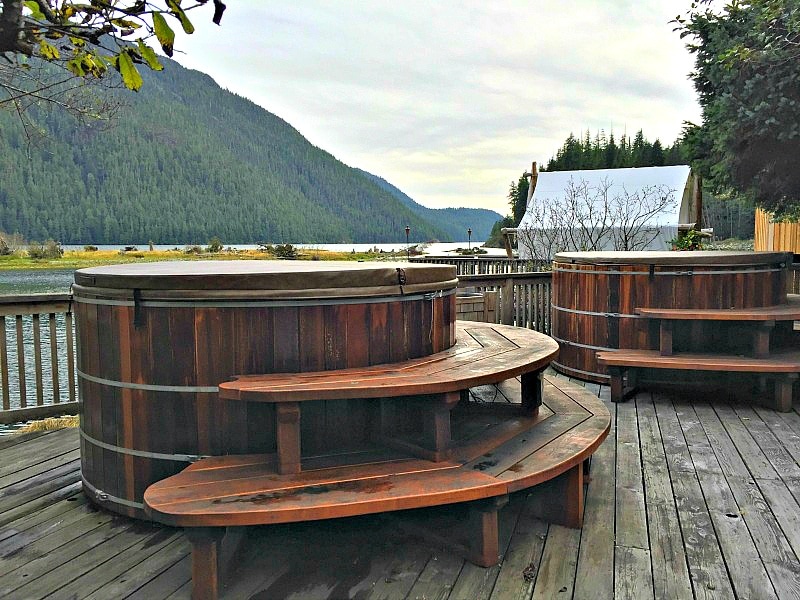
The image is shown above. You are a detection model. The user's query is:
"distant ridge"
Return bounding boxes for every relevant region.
[356,170,501,241]
[0,58,497,244]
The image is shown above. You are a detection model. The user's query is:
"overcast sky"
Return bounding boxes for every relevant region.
[172,1,703,216]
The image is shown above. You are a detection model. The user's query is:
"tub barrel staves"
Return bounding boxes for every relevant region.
[551,251,792,383]
[74,261,457,518]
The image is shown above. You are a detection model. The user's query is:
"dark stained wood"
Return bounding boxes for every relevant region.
[221,322,559,403]
[275,403,301,475]
[184,528,225,600]
[143,374,610,598]
[599,349,800,410]
[74,262,458,518]
[598,349,800,372]
[7,375,800,599]
[527,461,584,528]
[636,294,800,320]
[552,252,792,382]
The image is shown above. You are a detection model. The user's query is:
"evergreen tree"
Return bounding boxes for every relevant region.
[508,174,530,226]
[676,0,800,216]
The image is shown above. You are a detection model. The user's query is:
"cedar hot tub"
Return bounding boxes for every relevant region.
[73,260,457,518]
[551,251,792,383]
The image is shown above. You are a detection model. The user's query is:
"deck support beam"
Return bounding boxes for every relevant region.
[521,369,543,416]
[276,402,301,474]
[186,527,226,600]
[527,461,585,528]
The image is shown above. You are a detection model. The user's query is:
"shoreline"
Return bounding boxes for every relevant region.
[0,247,408,272]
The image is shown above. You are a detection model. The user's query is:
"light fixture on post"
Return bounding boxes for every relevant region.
[467,228,472,252]
[405,226,411,261]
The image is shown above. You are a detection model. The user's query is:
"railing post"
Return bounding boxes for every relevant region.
[501,278,514,325]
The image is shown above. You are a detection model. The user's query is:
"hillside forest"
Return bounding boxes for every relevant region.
[0,59,499,245]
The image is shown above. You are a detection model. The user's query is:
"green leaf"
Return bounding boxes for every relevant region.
[166,0,195,34]
[39,40,60,60]
[137,40,163,71]
[23,1,46,21]
[117,50,143,91]
[152,12,175,56]
[67,58,85,77]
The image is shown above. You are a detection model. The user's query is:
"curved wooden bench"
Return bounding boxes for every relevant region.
[597,349,800,411]
[219,321,559,469]
[636,295,800,358]
[143,325,610,600]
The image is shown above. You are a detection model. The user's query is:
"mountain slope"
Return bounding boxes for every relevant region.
[357,170,501,240]
[0,60,470,244]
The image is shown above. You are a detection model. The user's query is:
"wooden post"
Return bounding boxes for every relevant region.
[0,315,9,410]
[501,278,514,325]
[467,495,508,567]
[693,173,703,230]
[186,527,227,600]
[659,320,673,356]
[276,402,301,474]
[528,161,538,203]
[423,391,460,461]
[609,366,625,403]
[773,374,797,413]
[521,369,543,415]
[753,322,774,359]
[528,462,585,528]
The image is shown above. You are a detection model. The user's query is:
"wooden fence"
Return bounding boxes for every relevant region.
[459,272,553,332]
[755,207,800,253]
[410,256,549,275]
[0,294,78,424]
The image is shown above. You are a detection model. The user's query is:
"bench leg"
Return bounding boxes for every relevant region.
[527,462,585,528]
[376,392,459,462]
[467,495,509,567]
[659,320,673,356]
[186,527,226,600]
[753,321,775,359]
[423,391,460,461]
[772,374,797,413]
[609,367,625,403]
[276,402,301,474]
[521,369,543,416]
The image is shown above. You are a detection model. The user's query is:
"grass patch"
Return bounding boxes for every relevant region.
[18,415,79,433]
[0,248,404,271]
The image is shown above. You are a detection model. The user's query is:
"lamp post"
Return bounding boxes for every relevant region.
[405,226,410,261]
[467,227,472,252]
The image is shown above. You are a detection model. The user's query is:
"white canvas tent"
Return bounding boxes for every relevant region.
[517,165,696,260]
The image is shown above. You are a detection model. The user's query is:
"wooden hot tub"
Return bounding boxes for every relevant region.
[73,260,457,518]
[551,251,792,383]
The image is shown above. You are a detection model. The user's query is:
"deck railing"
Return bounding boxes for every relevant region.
[410,255,549,275]
[0,294,78,424]
[459,272,553,332]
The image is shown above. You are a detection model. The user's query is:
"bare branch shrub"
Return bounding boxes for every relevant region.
[519,176,678,261]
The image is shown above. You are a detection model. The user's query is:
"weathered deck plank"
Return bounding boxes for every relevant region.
[1,377,799,599]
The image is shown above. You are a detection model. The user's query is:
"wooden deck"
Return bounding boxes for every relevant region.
[2,377,800,599]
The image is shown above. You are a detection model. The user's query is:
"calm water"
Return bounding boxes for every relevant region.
[0,269,76,294]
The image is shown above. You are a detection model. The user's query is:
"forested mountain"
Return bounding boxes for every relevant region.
[0,58,477,244]
[356,170,500,240]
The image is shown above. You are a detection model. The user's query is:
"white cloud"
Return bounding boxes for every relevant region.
[174,0,702,215]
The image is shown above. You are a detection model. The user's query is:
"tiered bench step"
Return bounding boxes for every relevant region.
[635,294,800,321]
[636,294,800,357]
[218,321,559,470]
[145,372,610,600]
[597,349,800,410]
